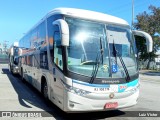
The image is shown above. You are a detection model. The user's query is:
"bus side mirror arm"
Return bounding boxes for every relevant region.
[52,19,69,46]
[132,30,153,53]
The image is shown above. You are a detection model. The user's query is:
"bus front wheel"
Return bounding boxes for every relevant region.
[21,68,25,82]
[42,79,48,100]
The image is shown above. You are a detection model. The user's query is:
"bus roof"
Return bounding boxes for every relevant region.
[20,8,130,43]
[47,8,129,26]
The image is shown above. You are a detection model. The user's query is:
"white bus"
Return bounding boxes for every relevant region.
[18,8,153,112]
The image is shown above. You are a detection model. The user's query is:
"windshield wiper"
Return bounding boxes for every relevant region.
[112,41,130,82]
[100,37,104,64]
[90,37,103,83]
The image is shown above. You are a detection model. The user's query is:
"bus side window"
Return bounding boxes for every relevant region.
[33,54,39,68]
[27,55,32,66]
[40,50,48,70]
[23,56,26,65]
[53,25,63,70]
[14,57,19,65]
[24,56,27,65]
[30,56,32,66]
[33,55,36,67]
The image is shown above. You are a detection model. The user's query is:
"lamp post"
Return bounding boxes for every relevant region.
[132,0,134,29]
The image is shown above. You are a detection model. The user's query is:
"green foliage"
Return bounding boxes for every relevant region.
[134,5,160,62]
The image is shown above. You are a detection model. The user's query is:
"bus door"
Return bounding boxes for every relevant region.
[32,53,40,89]
[51,25,64,109]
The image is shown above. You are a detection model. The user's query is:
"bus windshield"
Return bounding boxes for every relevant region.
[65,17,137,79]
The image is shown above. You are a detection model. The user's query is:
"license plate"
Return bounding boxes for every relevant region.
[104,102,118,109]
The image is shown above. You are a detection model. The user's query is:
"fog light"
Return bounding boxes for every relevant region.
[69,103,74,108]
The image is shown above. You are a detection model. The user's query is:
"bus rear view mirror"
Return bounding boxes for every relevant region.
[52,19,69,46]
[132,30,153,53]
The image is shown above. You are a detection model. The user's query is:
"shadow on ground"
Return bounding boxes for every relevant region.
[1,68,127,120]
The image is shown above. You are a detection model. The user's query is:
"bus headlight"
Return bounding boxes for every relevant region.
[71,87,91,96]
[129,83,140,92]
[62,80,91,96]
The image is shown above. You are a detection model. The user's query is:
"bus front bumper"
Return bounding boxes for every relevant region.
[63,89,139,112]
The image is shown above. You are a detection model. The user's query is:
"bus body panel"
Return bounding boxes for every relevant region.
[50,68,64,110]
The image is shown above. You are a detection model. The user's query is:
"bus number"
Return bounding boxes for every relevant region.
[94,88,109,91]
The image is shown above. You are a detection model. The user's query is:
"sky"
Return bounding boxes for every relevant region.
[0,0,160,48]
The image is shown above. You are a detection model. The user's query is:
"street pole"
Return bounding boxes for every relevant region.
[132,0,134,29]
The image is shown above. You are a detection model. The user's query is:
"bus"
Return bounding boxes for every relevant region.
[18,8,153,112]
[8,42,22,74]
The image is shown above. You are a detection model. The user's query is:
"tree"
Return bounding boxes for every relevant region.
[134,5,160,69]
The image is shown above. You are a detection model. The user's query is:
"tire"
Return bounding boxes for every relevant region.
[11,69,14,75]
[21,68,25,82]
[42,81,48,100]
[10,65,14,75]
